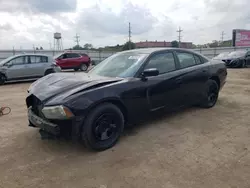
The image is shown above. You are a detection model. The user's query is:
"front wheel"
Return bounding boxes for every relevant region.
[0,74,6,85]
[200,80,219,108]
[82,103,125,151]
[80,64,88,71]
[241,60,246,68]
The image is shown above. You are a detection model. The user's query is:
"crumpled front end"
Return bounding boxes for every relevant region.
[26,94,83,140]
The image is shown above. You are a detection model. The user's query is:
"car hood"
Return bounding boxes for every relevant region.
[28,72,123,103]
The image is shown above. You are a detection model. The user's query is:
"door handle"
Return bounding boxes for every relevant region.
[175,78,182,84]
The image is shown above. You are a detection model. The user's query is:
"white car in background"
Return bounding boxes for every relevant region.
[0,54,61,85]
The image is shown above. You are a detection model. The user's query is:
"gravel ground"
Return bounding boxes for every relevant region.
[0,69,250,188]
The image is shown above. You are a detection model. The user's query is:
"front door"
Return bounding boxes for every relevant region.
[141,51,181,111]
[5,56,29,80]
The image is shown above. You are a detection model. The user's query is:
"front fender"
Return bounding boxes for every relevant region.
[65,92,123,117]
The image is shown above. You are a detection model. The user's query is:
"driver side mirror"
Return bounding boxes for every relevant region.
[141,68,159,80]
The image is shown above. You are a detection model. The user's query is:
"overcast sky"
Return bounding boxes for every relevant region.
[0,0,249,49]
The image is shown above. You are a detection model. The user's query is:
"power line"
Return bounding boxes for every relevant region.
[177,26,183,48]
[221,31,225,42]
[128,22,132,50]
[74,33,80,46]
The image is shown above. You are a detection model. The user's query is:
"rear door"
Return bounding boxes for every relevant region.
[5,56,29,79]
[28,55,48,77]
[66,53,82,67]
[174,50,210,106]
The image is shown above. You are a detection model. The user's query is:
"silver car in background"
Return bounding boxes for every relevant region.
[0,54,61,85]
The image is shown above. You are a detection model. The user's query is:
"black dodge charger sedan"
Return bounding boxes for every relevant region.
[26,48,227,151]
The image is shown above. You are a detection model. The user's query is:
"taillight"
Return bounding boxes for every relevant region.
[52,61,58,67]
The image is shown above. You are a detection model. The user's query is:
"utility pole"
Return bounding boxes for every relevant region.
[74,33,80,46]
[128,22,131,50]
[221,31,225,42]
[177,26,183,48]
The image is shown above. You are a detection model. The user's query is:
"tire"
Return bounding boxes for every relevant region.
[241,60,246,68]
[80,64,88,71]
[0,74,6,85]
[44,69,54,76]
[200,80,219,108]
[82,103,125,151]
[74,68,79,71]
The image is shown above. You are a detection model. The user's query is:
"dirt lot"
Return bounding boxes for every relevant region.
[0,69,250,188]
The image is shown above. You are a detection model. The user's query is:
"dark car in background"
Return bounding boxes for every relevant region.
[213,51,250,68]
[54,52,91,71]
[26,48,227,151]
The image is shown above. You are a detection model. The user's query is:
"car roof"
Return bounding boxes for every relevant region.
[118,48,195,54]
[10,54,51,58]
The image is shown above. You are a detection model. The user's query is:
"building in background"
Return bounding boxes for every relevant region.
[135,40,193,49]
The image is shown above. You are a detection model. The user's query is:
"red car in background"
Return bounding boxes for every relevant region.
[54,52,91,71]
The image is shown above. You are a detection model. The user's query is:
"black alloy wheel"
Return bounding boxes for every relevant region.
[82,103,124,151]
[200,80,219,108]
[93,113,119,141]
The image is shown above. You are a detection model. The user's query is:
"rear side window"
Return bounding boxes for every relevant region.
[29,56,48,63]
[40,56,48,62]
[176,52,196,69]
[194,55,203,64]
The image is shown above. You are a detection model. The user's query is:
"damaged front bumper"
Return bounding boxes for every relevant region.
[28,107,84,141]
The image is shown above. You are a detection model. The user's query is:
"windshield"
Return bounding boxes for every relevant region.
[89,52,148,78]
[228,51,246,57]
[0,56,15,65]
[53,53,64,59]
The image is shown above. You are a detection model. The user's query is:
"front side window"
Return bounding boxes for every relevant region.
[144,52,176,74]
[9,56,27,65]
[176,52,196,69]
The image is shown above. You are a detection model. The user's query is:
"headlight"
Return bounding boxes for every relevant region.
[42,105,74,119]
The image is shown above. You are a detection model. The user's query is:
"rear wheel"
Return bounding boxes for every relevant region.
[80,64,88,71]
[82,103,124,151]
[200,80,219,108]
[0,74,6,85]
